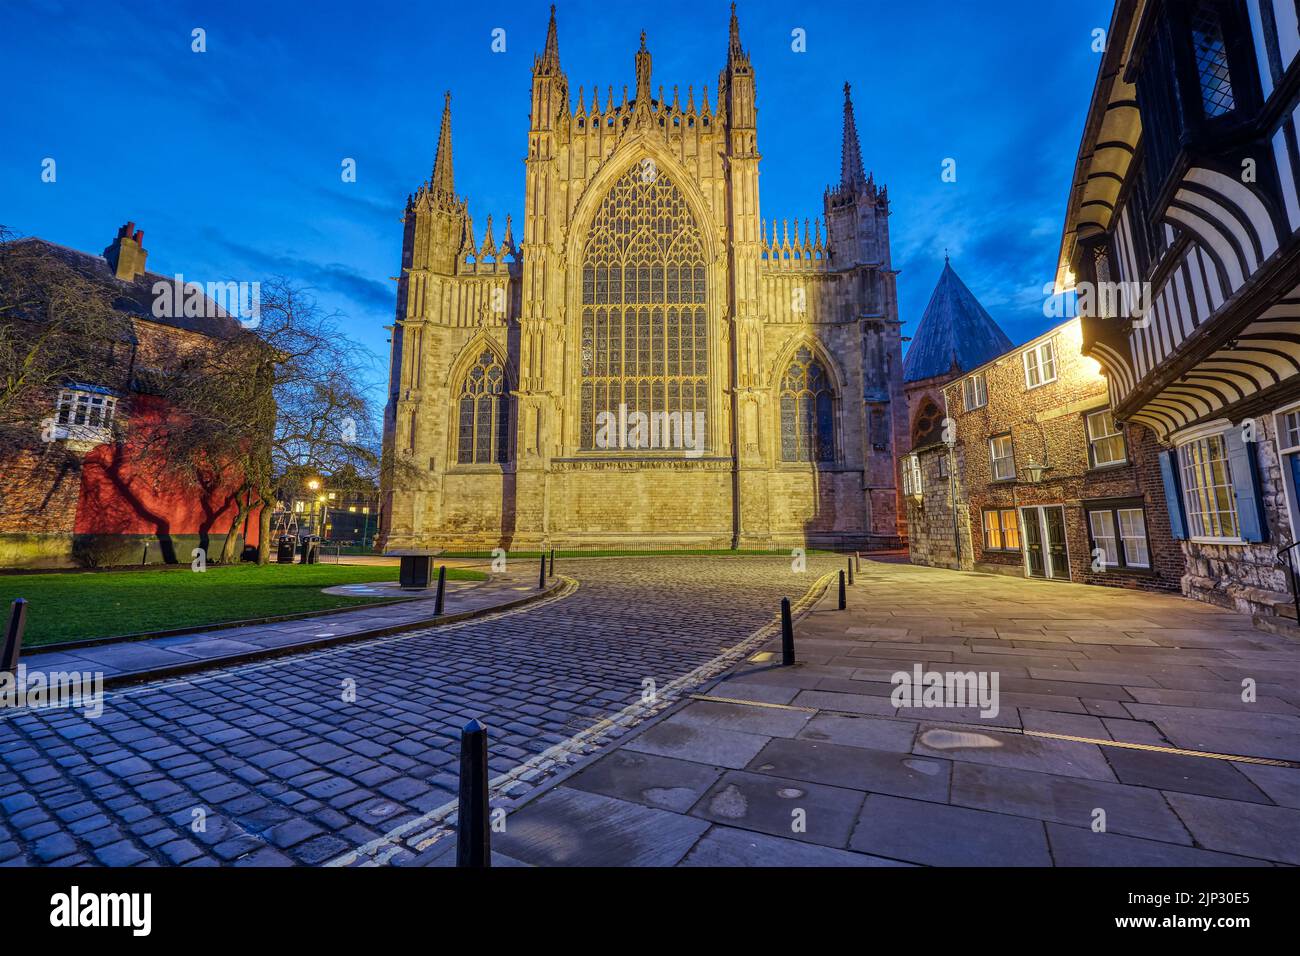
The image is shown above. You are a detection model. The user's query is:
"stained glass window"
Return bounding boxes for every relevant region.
[779,347,835,462]
[455,350,510,464]
[579,165,708,450]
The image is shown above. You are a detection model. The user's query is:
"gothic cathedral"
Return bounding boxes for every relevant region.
[381,5,908,552]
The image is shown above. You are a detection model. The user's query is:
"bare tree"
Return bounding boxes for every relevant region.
[137,278,382,564]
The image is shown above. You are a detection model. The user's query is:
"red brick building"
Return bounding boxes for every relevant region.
[902,318,1183,591]
[0,224,264,568]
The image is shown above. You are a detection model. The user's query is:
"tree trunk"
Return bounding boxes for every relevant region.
[219,494,252,564]
[256,492,274,564]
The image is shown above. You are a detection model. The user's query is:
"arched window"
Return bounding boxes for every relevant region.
[779,347,835,462]
[913,400,943,448]
[578,164,707,450]
[456,350,510,464]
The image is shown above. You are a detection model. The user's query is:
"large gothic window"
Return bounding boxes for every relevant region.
[456,350,510,464]
[779,347,835,463]
[579,165,708,450]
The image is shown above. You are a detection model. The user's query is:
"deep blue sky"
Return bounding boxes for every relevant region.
[2,0,1108,392]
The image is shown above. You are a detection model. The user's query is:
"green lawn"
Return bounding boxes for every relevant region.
[0,563,486,648]
[440,548,838,559]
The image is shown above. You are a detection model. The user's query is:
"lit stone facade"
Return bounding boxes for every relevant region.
[381,8,908,552]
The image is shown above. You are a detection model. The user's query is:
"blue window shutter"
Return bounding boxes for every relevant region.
[1224,428,1268,542]
[1158,450,1188,540]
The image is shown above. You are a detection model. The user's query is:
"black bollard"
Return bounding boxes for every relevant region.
[847,556,855,586]
[549,548,555,578]
[538,553,547,589]
[3,599,27,675]
[781,597,795,666]
[456,719,491,868]
[838,570,846,610]
[434,565,447,615]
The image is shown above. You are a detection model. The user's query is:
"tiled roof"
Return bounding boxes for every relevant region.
[9,238,244,339]
[903,260,1014,383]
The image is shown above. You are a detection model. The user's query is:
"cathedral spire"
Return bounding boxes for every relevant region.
[539,4,561,73]
[727,2,746,68]
[431,91,455,197]
[634,30,652,108]
[840,82,867,191]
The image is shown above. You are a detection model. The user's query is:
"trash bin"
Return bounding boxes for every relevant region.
[303,535,321,565]
[277,535,296,564]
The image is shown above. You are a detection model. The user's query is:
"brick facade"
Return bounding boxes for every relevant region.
[904,319,1182,592]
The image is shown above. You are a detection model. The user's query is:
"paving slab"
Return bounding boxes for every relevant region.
[949,762,1193,844]
[746,736,950,802]
[797,714,918,753]
[1164,792,1300,865]
[1044,823,1271,867]
[564,749,723,813]
[681,825,910,867]
[495,787,709,867]
[623,719,771,769]
[913,725,1116,782]
[850,793,1052,866]
[688,770,865,849]
[1101,747,1271,802]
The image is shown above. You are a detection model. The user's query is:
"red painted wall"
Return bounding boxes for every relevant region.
[73,395,261,546]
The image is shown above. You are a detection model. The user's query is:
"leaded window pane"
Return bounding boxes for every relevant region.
[455,351,511,464]
[779,349,836,463]
[579,165,708,450]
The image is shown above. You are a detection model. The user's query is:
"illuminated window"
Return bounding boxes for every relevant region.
[455,351,511,465]
[578,164,707,450]
[779,348,835,462]
[1178,434,1239,539]
[1023,340,1057,388]
[1086,409,1127,467]
[982,508,1019,552]
[990,434,1016,480]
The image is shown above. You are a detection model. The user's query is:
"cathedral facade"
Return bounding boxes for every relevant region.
[381,6,908,552]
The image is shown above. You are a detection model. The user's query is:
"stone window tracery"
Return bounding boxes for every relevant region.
[579,165,708,450]
[779,347,835,462]
[456,350,510,464]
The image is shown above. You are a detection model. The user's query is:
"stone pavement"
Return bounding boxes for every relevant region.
[17,564,542,685]
[481,559,1300,867]
[0,554,840,866]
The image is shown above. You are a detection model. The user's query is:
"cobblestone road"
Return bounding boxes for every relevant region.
[0,554,837,866]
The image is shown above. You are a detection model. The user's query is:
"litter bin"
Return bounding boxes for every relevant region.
[276,535,297,564]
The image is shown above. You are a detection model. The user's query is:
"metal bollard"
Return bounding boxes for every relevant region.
[3,599,27,675]
[434,565,447,615]
[781,597,795,666]
[855,551,861,573]
[538,553,547,589]
[838,570,846,610]
[847,556,855,586]
[549,548,555,578]
[456,719,491,868]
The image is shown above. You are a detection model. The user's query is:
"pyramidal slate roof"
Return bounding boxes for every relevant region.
[903,260,1014,383]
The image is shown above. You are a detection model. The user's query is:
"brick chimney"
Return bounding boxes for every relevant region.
[104,221,148,280]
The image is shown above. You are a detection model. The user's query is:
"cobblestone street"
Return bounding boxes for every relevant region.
[0,555,837,867]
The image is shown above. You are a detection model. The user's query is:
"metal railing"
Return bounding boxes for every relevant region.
[1278,541,1300,624]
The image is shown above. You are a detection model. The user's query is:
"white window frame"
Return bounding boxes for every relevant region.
[1273,401,1300,546]
[962,371,987,411]
[990,434,1016,481]
[1117,507,1151,569]
[1175,428,1241,543]
[1086,408,1127,467]
[1022,339,1057,389]
[902,454,923,498]
[1088,510,1120,567]
[53,388,117,443]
